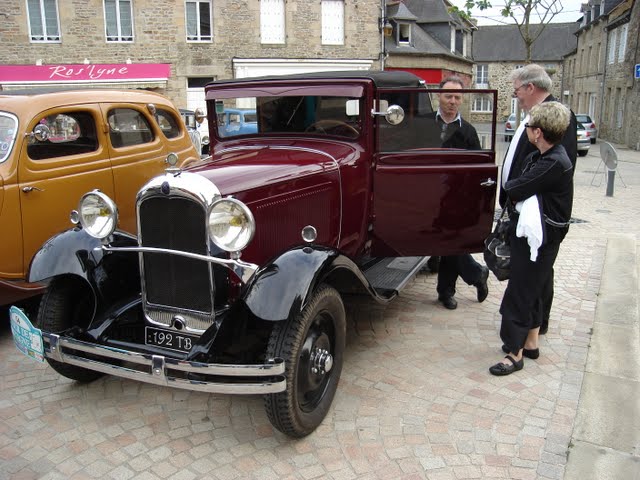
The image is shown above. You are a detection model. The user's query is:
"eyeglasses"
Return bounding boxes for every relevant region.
[512,84,529,97]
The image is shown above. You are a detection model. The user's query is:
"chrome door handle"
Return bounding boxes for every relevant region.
[22,186,45,193]
[480,178,496,187]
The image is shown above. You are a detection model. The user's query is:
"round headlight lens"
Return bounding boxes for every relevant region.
[78,191,118,239]
[208,199,255,252]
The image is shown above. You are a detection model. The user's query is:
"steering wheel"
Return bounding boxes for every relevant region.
[305,120,359,137]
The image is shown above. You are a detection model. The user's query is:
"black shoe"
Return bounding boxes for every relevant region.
[502,344,540,359]
[438,295,457,310]
[475,266,489,303]
[489,355,524,376]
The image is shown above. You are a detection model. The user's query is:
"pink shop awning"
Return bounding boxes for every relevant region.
[0,63,171,88]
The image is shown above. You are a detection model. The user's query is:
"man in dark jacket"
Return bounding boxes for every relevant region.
[427,77,489,310]
[500,64,577,333]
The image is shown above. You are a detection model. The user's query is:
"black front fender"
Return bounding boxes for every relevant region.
[241,246,373,322]
[28,228,139,303]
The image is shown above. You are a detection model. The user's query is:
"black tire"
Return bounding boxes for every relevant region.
[37,277,103,383]
[264,284,346,437]
[578,150,588,157]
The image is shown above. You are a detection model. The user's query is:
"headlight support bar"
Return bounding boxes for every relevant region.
[100,245,258,283]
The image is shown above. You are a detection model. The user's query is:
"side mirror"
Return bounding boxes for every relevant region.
[371,103,405,125]
[194,107,206,124]
[32,124,51,142]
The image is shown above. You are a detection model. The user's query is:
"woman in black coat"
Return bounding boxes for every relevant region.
[490,101,574,376]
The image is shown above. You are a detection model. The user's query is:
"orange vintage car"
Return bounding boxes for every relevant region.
[0,89,200,309]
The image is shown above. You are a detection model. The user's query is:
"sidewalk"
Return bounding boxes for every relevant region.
[0,144,638,480]
[563,142,640,480]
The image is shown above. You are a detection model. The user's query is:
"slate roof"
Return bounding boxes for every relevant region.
[385,0,473,62]
[472,23,579,62]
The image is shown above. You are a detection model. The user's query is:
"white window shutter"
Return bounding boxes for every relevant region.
[322,0,344,45]
[261,0,285,44]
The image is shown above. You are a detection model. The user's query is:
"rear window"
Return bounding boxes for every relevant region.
[157,108,182,139]
[576,115,591,123]
[108,108,154,147]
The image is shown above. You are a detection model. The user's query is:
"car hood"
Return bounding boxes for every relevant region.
[189,143,356,196]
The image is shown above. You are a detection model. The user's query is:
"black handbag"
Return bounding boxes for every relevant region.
[483,208,511,281]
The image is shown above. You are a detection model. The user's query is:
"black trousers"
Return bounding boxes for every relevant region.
[499,232,561,353]
[437,254,485,298]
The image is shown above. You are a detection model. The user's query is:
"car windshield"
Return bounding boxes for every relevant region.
[0,112,19,163]
[211,95,361,140]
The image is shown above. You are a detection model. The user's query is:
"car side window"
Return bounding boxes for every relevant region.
[27,112,99,160]
[156,108,182,139]
[108,108,155,148]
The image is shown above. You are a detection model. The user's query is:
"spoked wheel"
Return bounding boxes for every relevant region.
[264,284,346,437]
[37,277,103,383]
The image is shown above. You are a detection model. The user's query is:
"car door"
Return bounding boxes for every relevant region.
[103,103,171,235]
[18,106,115,272]
[371,87,498,257]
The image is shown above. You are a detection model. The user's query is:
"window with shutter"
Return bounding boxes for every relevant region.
[608,30,617,64]
[618,24,627,63]
[27,0,61,42]
[185,0,212,42]
[261,0,285,44]
[321,0,344,45]
[104,0,134,42]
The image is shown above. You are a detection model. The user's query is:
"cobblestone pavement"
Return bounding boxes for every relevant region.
[1,146,639,480]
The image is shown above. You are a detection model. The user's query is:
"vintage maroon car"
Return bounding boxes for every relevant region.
[10,71,498,437]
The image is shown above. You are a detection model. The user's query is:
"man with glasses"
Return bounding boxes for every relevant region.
[501,64,577,334]
[425,76,489,310]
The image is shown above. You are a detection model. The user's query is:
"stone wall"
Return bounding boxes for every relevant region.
[600,2,639,149]
[470,61,564,123]
[0,0,381,108]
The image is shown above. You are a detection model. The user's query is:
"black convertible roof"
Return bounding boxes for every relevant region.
[207,70,424,89]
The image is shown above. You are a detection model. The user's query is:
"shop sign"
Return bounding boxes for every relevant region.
[0,63,171,84]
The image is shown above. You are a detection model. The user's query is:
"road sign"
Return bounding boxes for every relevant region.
[636,64,640,79]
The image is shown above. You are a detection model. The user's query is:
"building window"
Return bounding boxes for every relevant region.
[261,0,285,44]
[608,29,616,64]
[27,0,61,42]
[618,24,627,63]
[321,0,344,45]
[186,0,212,42]
[472,95,492,112]
[450,26,455,52]
[475,64,488,87]
[398,23,411,45]
[104,0,133,42]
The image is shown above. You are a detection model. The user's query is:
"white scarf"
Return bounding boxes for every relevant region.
[501,114,530,187]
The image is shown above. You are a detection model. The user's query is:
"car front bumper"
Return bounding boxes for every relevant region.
[45,333,286,394]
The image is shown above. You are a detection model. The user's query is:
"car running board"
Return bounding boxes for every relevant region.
[361,256,428,299]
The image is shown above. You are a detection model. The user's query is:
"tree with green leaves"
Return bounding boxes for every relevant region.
[450,0,563,62]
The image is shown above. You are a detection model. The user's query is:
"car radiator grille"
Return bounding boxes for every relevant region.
[139,196,214,331]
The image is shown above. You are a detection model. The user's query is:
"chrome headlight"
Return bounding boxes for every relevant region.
[207,198,255,252]
[77,190,118,239]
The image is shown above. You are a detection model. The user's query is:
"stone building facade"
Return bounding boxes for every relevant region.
[564,0,639,149]
[0,0,382,111]
[599,0,638,149]
[471,23,577,123]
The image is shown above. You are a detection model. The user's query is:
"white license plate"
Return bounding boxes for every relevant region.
[145,327,197,353]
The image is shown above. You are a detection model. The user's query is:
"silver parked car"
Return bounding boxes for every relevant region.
[504,112,525,142]
[576,114,597,144]
[577,122,590,157]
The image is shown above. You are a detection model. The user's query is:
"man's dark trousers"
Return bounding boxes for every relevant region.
[437,254,485,298]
